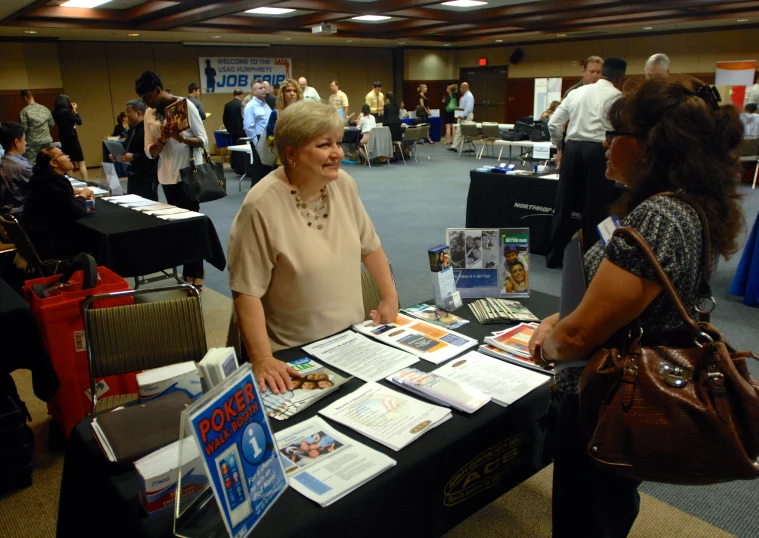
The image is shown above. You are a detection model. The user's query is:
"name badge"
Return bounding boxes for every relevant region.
[597,214,622,246]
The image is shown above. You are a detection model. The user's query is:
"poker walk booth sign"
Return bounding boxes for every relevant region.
[198,57,293,94]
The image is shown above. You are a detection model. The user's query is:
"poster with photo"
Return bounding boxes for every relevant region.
[501,229,530,297]
[446,228,530,298]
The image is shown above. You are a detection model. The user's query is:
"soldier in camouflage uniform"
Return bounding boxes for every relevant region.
[19,90,55,165]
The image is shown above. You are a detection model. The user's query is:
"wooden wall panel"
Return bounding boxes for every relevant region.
[0,43,31,90]
[105,42,155,126]
[58,42,114,172]
[24,43,62,89]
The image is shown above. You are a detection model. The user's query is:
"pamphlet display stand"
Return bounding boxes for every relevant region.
[23,266,134,437]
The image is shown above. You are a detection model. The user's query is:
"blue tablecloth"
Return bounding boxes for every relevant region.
[401,117,442,142]
[729,211,759,306]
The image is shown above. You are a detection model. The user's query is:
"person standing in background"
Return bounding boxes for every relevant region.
[563,56,603,98]
[243,81,273,187]
[224,88,247,175]
[137,71,208,289]
[365,81,384,121]
[644,53,671,79]
[52,94,88,181]
[546,57,627,266]
[262,81,277,110]
[449,82,475,152]
[298,77,320,103]
[187,83,207,121]
[111,100,158,201]
[442,84,458,144]
[19,90,54,165]
[328,80,349,118]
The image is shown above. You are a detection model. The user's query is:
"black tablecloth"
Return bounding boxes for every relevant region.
[466,170,574,255]
[0,277,58,403]
[57,292,559,538]
[72,200,226,278]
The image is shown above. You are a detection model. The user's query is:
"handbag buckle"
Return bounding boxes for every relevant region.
[658,361,693,388]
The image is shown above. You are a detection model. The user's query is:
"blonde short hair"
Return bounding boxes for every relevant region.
[275,101,343,162]
[584,56,603,68]
[275,78,304,112]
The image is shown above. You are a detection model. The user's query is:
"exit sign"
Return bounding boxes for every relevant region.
[479,58,487,66]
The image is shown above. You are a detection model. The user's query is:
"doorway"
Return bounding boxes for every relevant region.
[459,66,508,123]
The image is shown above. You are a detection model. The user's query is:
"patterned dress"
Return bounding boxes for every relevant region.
[556,195,710,393]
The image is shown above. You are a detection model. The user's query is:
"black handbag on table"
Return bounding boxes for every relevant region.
[179,146,226,203]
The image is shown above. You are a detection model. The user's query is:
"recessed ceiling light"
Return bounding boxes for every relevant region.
[444,43,451,47]
[352,15,391,21]
[212,35,221,38]
[642,26,653,30]
[495,39,503,43]
[25,30,37,34]
[557,33,566,37]
[398,41,405,44]
[738,19,749,22]
[60,0,111,7]
[441,0,487,7]
[246,7,295,15]
[346,39,353,42]
[283,37,292,40]
[128,33,139,37]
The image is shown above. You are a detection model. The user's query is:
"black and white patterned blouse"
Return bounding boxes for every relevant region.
[556,195,710,393]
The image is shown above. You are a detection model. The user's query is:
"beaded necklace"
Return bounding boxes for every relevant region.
[290,187,329,230]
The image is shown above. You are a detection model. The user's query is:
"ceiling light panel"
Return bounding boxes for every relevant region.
[441,1,487,7]
[60,0,112,7]
[352,15,391,21]
[246,7,295,15]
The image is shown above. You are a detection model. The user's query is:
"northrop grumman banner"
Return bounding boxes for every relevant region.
[198,57,292,94]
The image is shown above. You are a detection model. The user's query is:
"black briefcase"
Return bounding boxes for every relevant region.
[529,121,550,142]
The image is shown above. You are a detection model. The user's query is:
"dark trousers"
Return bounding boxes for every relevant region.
[551,391,642,538]
[161,183,203,279]
[249,140,274,189]
[127,173,158,202]
[545,140,616,266]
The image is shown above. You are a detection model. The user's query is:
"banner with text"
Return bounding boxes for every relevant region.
[198,58,292,94]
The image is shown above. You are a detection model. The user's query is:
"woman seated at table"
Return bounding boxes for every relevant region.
[111,112,129,139]
[228,101,398,394]
[357,104,377,165]
[21,147,94,260]
[528,76,743,537]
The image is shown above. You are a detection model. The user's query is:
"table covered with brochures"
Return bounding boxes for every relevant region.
[57,292,559,538]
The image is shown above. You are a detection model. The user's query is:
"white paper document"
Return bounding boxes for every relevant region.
[157,211,205,221]
[351,313,477,364]
[302,331,418,383]
[133,203,174,212]
[386,368,490,413]
[144,207,189,215]
[433,351,551,407]
[121,200,158,208]
[275,417,396,507]
[103,194,147,203]
[318,382,451,451]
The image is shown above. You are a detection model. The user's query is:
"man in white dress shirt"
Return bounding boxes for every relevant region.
[449,82,475,152]
[545,57,627,266]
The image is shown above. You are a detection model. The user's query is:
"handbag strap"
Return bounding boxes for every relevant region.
[187,144,211,167]
[612,226,704,341]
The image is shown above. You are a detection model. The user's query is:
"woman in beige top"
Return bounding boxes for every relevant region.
[228,101,398,394]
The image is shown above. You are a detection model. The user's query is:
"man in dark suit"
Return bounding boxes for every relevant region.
[111,99,158,201]
[223,88,247,175]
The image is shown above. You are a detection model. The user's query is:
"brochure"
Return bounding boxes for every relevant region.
[319,382,452,451]
[351,313,477,365]
[401,303,470,330]
[275,417,396,507]
[261,358,351,421]
[186,364,287,538]
[478,344,551,373]
[433,351,551,407]
[165,97,190,133]
[302,331,418,383]
[446,228,530,298]
[386,368,490,413]
[136,362,202,402]
[484,323,536,357]
[468,298,539,324]
[199,347,240,390]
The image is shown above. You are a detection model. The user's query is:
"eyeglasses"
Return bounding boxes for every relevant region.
[605,130,646,144]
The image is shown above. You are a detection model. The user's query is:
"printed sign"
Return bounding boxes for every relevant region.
[187,364,287,538]
[198,57,293,94]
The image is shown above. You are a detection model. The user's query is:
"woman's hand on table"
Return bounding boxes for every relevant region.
[252,356,301,395]
[369,295,399,326]
[528,312,559,363]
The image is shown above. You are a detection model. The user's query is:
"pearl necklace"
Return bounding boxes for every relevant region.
[290,187,329,230]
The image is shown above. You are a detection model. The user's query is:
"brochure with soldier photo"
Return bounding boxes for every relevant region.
[446,228,530,298]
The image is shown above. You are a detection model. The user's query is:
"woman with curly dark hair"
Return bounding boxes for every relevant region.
[528,75,743,537]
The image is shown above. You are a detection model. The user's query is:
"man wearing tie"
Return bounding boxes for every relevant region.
[112,99,158,201]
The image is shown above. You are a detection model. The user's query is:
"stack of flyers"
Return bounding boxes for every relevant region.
[483,323,538,358]
[468,298,539,324]
[386,368,491,413]
[478,344,552,373]
[401,303,470,330]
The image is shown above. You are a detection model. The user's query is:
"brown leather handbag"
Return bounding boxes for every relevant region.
[578,202,759,485]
